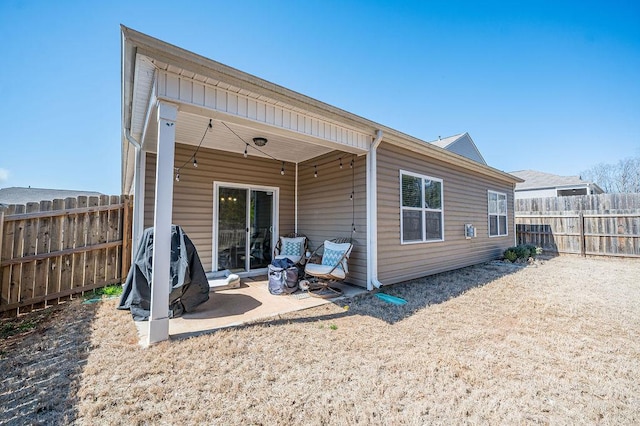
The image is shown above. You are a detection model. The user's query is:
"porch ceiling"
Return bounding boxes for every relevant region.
[142,109,348,163]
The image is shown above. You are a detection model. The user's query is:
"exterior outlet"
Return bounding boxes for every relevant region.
[465,224,476,239]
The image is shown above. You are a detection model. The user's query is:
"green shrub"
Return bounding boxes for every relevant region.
[523,244,540,258]
[503,244,541,262]
[514,245,530,259]
[504,248,518,262]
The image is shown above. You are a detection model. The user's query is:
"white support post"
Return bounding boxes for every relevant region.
[147,101,177,345]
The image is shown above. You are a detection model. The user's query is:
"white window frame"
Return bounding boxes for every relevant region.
[488,190,508,237]
[400,170,444,244]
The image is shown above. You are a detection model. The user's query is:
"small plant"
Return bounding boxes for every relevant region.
[100,285,123,297]
[514,245,529,259]
[329,324,338,330]
[503,244,541,263]
[503,248,518,262]
[521,244,536,258]
[83,284,123,301]
[0,320,37,339]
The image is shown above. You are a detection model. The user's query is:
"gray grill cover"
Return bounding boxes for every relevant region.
[118,225,209,321]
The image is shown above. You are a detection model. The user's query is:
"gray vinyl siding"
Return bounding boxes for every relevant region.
[377,142,515,285]
[298,153,368,287]
[447,136,486,164]
[144,143,295,270]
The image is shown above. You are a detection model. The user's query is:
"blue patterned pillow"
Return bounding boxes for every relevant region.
[322,248,346,270]
[283,241,302,257]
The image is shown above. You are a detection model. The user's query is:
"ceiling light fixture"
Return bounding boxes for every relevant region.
[253,137,268,147]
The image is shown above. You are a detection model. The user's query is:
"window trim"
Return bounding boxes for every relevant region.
[400,170,444,244]
[488,190,508,237]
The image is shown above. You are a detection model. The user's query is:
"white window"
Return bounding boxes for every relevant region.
[401,171,444,243]
[488,190,508,237]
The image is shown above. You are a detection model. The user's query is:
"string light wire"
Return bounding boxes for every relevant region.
[184,119,357,233]
[175,119,212,180]
[221,121,355,175]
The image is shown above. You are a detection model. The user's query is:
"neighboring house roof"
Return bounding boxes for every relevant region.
[509,170,604,193]
[0,187,104,206]
[428,132,487,165]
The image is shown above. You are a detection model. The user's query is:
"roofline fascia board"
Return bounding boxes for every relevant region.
[556,184,591,189]
[515,187,557,192]
[121,28,137,137]
[121,27,139,193]
[516,184,593,191]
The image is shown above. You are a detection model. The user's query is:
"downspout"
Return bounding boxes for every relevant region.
[124,70,156,257]
[295,163,299,233]
[125,129,145,257]
[367,129,384,290]
[125,129,141,149]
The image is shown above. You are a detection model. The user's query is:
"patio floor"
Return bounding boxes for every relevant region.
[134,277,367,343]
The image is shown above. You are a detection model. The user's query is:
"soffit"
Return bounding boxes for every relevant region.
[143,109,335,163]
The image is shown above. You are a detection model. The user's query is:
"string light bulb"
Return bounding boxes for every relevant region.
[350,192,353,200]
[175,172,180,182]
[314,165,318,178]
[350,159,354,168]
[281,162,285,175]
[339,158,343,169]
[244,144,248,158]
[193,157,198,168]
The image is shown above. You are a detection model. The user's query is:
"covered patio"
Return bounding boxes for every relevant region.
[121,26,384,345]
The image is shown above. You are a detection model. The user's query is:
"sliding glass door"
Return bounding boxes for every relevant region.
[215,184,276,273]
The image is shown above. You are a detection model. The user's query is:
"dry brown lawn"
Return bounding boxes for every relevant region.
[1,255,639,425]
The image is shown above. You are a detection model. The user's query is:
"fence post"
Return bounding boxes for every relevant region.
[579,212,586,257]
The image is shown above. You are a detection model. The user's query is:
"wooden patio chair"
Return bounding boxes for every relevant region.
[303,237,353,298]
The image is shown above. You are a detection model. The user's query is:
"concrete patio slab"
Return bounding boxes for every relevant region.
[134,278,366,344]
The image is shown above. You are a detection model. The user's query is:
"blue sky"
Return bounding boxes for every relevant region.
[1,0,638,194]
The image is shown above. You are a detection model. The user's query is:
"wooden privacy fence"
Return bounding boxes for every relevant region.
[0,195,133,317]
[515,193,640,258]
